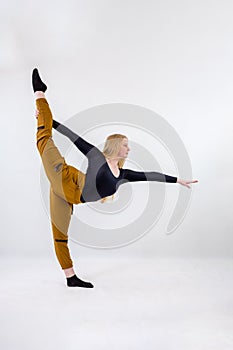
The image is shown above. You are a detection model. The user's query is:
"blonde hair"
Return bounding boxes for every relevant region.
[100,133,127,203]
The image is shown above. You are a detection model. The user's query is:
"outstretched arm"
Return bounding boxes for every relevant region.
[122,169,177,183]
[122,169,198,188]
[52,120,102,158]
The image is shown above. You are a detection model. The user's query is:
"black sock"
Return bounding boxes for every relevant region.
[32,68,47,93]
[67,274,94,288]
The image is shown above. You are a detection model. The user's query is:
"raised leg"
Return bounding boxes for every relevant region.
[36,97,54,156]
[33,70,93,287]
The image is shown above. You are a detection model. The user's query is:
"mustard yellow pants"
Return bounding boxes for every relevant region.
[36,98,86,270]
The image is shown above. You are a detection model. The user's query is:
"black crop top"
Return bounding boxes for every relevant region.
[52,120,177,203]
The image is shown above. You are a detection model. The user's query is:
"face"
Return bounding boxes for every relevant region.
[117,138,130,159]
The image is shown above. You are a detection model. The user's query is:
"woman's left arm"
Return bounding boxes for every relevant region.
[122,169,177,183]
[122,169,198,187]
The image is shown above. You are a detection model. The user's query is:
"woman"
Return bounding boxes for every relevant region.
[32,68,198,288]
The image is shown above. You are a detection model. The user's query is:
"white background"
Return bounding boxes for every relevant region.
[1,2,233,350]
[1,0,232,258]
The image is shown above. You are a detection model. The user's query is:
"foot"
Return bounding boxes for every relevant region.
[32,68,47,93]
[66,274,94,288]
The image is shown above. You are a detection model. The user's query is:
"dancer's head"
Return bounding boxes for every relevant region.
[101,134,130,204]
[102,134,130,168]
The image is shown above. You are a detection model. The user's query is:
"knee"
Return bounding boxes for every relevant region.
[36,132,50,156]
[36,137,46,157]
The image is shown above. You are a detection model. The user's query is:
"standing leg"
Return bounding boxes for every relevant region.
[50,189,93,287]
[50,187,73,270]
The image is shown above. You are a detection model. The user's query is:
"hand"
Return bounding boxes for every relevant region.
[35,109,39,119]
[177,178,198,189]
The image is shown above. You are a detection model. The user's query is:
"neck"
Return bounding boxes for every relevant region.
[106,157,119,167]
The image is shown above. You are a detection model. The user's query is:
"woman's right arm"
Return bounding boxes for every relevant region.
[53,120,101,158]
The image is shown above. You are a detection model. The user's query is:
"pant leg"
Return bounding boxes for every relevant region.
[50,187,73,269]
[36,98,69,200]
[36,98,53,155]
[35,98,74,269]
[36,97,84,204]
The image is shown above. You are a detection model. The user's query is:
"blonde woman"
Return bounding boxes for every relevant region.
[33,68,198,288]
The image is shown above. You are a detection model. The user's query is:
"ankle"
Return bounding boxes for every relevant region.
[64,266,75,278]
[35,91,45,100]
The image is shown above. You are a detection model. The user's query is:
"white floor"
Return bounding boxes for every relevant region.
[0,255,233,350]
